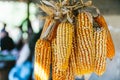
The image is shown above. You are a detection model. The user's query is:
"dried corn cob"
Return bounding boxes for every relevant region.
[56,22,73,70]
[51,38,75,80]
[94,15,115,59]
[52,38,67,80]
[75,12,94,75]
[93,27,107,76]
[34,39,51,80]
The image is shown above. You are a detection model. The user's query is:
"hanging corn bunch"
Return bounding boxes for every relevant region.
[34,0,115,80]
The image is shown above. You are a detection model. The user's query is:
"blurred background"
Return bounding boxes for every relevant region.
[0,0,120,80]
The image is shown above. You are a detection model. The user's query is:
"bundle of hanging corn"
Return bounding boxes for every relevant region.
[34,0,115,80]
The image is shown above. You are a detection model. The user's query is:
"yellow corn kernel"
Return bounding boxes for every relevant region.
[56,22,73,71]
[34,39,51,80]
[75,12,94,75]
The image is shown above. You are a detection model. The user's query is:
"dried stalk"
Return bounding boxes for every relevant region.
[91,5,101,15]
[41,20,56,39]
[80,0,84,4]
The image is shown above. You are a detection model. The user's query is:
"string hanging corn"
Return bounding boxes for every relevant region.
[94,15,115,59]
[34,39,51,80]
[93,27,107,76]
[75,12,94,75]
[56,22,73,71]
